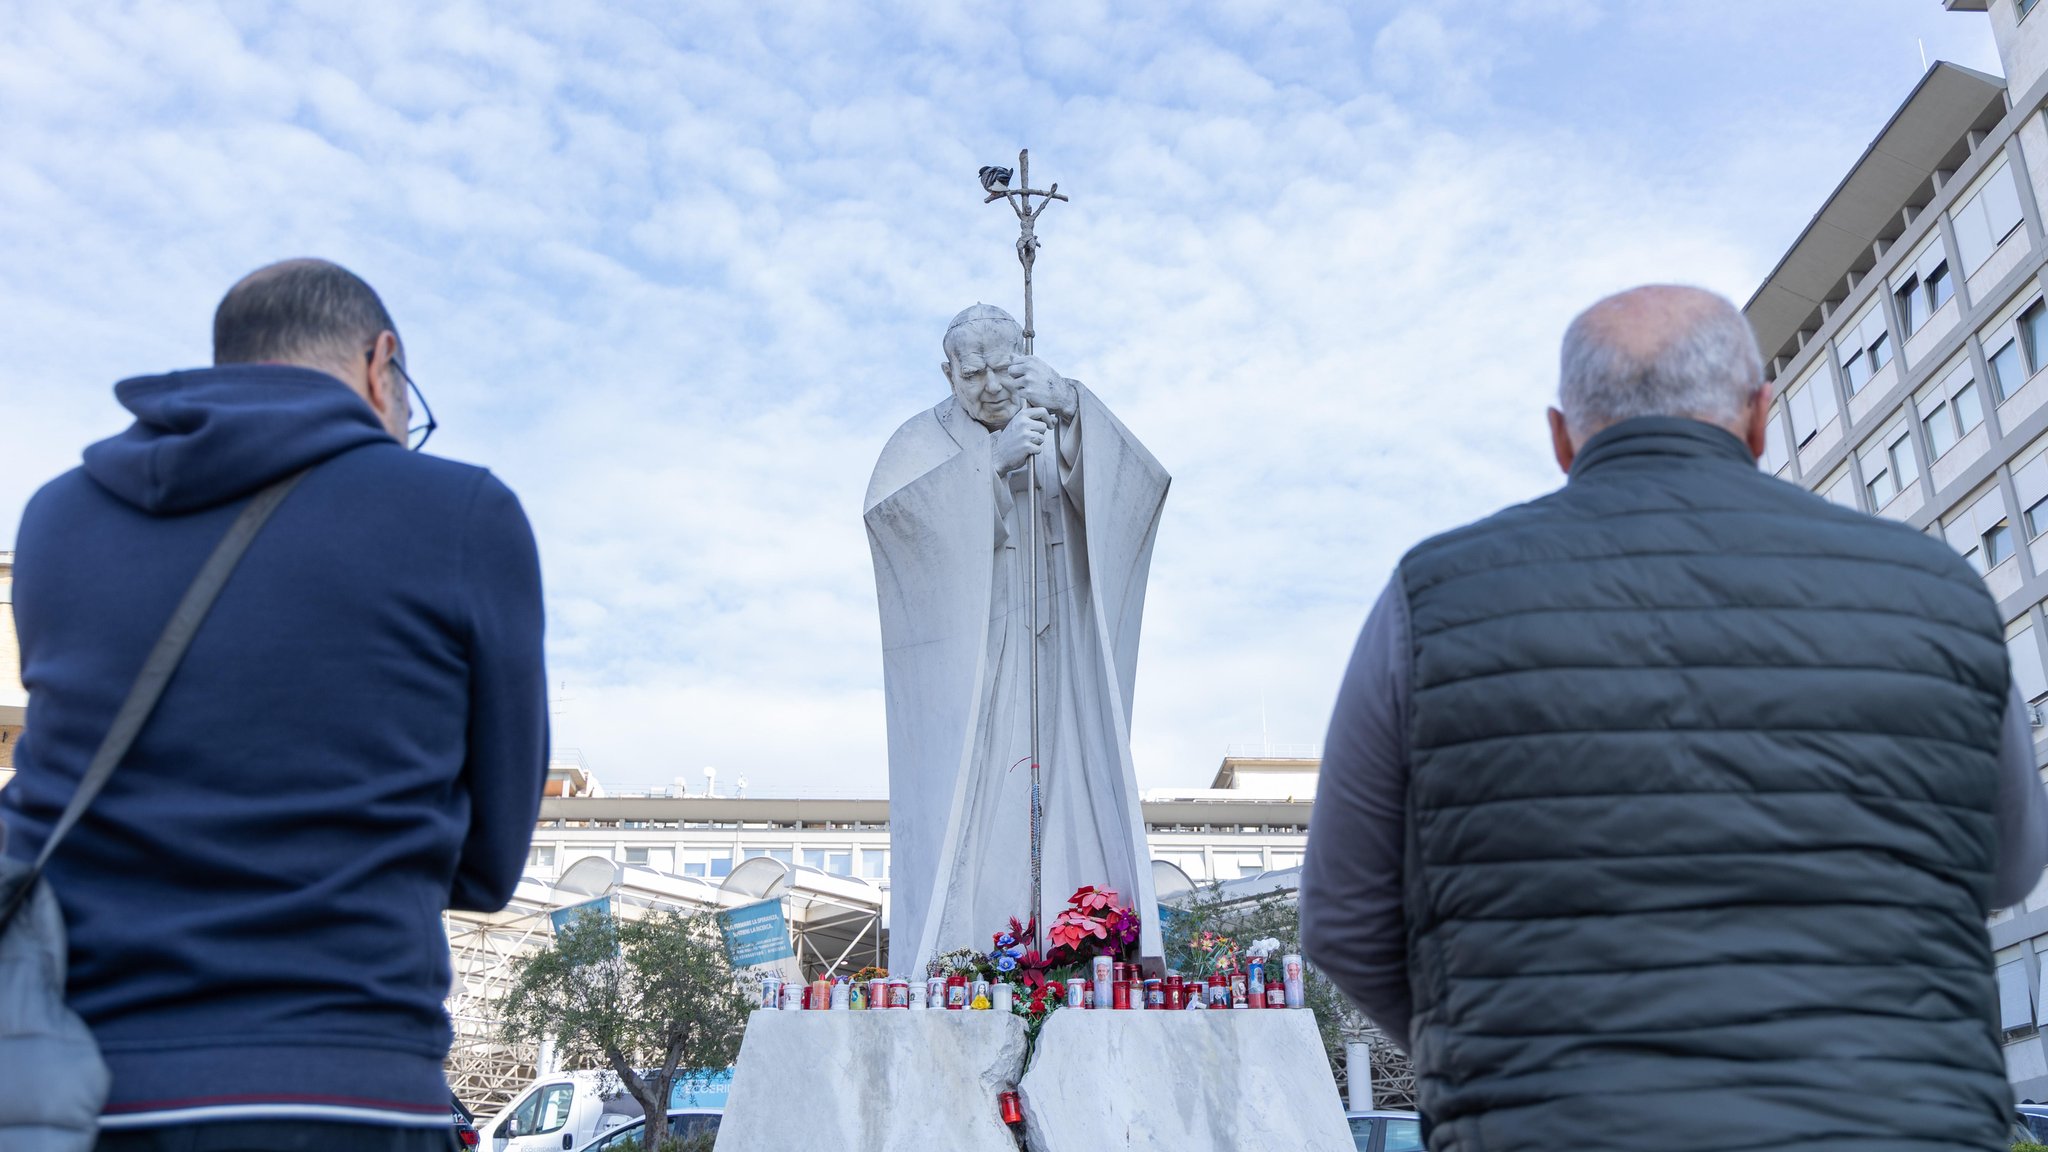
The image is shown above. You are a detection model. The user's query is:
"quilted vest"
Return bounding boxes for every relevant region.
[1400,418,2012,1151]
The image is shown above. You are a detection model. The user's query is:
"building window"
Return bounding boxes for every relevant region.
[2012,625,2048,704]
[2025,301,2048,375]
[530,845,556,868]
[1889,428,1918,488]
[1896,240,1955,336]
[2016,446,2048,538]
[1924,400,1957,457]
[1761,406,1791,473]
[624,846,650,865]
[861,850,889,879]
[1895,278,1922,336]
[801,848,826,870]
[1998,958,2036,1037]
[1785,373,1838,447]
[1952,159,2026,274]
[709,855,732,878]
[1957,380,1986,433]
[1859,422,1917,509]
[1945,488,2014,573]
[1920,362,1985,459]
[826,851,852,876]
[1926,260,1954,311]
[1992,338,2027,402]
[1216,852,1268,880]
[1838,305,1891,395]
[2023,0,2041,20]
[1986,520,2016,567]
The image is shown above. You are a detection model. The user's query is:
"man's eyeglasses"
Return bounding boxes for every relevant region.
[367,348,438,451]
[391,359,437,451]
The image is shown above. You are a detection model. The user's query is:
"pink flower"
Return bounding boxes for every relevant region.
[1069,886,1118,914]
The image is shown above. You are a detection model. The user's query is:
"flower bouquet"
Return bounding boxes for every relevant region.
[983,885,1144,1052]
[1185,929,1238,976]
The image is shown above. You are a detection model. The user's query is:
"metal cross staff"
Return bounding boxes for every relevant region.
[981,149,1068,353]
[979,149,1067,957]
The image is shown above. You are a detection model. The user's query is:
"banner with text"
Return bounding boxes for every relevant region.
[718,898,797,975]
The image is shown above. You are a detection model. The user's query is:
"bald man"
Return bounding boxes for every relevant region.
[1301,286,2048,1150]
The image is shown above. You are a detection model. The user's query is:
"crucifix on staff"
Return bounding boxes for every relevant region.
[980,149,1068,956]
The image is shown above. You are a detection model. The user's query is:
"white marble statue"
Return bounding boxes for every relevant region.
[866,304,1168,976]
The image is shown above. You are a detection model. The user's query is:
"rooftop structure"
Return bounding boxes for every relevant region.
[1208,748,1322,800]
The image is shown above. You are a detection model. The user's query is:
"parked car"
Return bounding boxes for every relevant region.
[450,1094,481,1148]
[2018,1101,2048,1142]
[574,1109,723,1151]
[1346,1109,1423,1152]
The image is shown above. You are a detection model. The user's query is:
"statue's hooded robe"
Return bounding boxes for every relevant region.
[865,384,1168,975]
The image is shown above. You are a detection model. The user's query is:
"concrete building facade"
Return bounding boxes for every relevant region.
[1750,0,2048,1100]
[520,752,1317,905]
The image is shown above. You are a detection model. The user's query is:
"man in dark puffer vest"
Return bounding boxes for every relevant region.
[1301,284,2048,1151]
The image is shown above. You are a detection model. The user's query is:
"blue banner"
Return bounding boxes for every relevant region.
[717,899,794,968]
[668,1069,734,1110]
[549,896,611,935]
[1156,902,1184,936]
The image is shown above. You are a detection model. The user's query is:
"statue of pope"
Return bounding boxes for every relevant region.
[865,304,1168,976]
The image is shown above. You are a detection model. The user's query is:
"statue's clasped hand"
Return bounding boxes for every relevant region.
[1008,356,1078,422]
[993,406,1050,475]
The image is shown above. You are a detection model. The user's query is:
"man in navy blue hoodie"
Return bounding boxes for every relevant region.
[2,259,548,1151]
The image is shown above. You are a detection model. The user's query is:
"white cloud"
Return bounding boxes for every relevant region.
[0,1,1999,794]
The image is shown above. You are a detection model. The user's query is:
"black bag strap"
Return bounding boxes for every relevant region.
[0,468,310,932]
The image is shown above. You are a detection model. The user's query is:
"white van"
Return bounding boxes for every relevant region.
[480,1071,634,1152]
[480,1068,732,1152]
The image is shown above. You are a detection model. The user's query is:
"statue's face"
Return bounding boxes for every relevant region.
[945,327,1024,429]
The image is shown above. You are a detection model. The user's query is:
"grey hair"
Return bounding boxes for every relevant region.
[1558,287,1763,438]
[942,303,1022,364]
[214,258,396,370]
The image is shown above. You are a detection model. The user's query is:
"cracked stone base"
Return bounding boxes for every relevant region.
[1017,1010,1353,1152]
[712,1010,1027,1152]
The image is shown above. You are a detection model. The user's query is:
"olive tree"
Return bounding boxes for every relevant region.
[500,908,751,1150]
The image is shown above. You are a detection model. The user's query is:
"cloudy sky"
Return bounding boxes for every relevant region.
[0,1,2005,796]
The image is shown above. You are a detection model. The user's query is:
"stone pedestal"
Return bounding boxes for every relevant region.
[1017,1010,1353,1152]
[713,1010,1027,1152]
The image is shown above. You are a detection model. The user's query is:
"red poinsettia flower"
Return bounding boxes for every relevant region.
[1049,908,1112,951]
[1068,886,1119,914]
